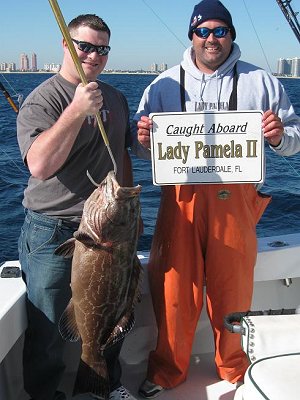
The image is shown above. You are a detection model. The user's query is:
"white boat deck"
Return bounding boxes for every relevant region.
[58,344,238,400]
[1,233,300,400]
[107,353,237,400]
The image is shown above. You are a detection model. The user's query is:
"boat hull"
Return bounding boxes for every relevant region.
[1,233,300,400]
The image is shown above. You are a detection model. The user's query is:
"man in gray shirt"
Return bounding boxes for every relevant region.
[17,14,136,400]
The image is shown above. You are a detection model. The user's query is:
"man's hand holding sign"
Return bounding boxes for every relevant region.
[137,110,283,186]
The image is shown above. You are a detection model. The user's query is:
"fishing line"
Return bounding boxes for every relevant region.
[0,73,24,111]
[278,155,300,178]
[0,73,19,98]
[141,0,187,49]
[242,0,273,73]
[0,148,28,177]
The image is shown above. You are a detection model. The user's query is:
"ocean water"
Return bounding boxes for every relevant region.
[0,73,300,263]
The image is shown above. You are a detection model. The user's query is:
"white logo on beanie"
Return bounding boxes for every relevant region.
[191,14,202,27]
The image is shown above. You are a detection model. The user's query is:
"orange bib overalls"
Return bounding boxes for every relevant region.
[146,183,270,387]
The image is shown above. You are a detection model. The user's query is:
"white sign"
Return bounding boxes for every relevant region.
[150,110,264,186]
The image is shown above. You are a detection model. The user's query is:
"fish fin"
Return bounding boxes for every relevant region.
[105,312,135,349]
[58,299,80,342]
[54,238,76,258]
[73,357,109,399]
[74,231,113,249]
[74,231,96,246]
[104,256,143,349]
[133,255,143,304]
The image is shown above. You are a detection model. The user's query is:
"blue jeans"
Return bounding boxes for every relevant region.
[18,209,122,400]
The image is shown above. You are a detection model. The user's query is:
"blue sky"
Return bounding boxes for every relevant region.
[1,0,300,72]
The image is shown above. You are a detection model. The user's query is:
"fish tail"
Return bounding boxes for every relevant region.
[73,357,109,399]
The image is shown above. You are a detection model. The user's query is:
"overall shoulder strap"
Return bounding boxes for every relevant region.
[180,65,186,112]
[228,63,238,111]
[180,63,238,111]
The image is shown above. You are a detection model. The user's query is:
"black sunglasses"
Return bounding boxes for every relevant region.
[193,26,230,39]
[71,38,111,56]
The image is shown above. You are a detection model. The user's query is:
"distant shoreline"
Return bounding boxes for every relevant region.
[276,75,300,79]
[1,71,300,78]
[0,70,159,76]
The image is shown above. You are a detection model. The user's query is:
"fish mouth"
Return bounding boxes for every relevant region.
[106,171,141,199]
[87,170,141,198]
[116,185,142,199]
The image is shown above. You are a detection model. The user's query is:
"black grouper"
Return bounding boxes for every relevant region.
[55,171,142,399]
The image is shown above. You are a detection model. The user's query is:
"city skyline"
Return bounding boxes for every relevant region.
[1,1,300,73]
[0,52,168,73]
[2,51,300,76]
[277,57,300,76]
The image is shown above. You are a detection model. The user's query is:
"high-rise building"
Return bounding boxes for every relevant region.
[8,63,16,72]
[277,58,287,75]
[0,62,16,71]
[0,62,8,71]
[20,53,29,71]
[291,57,300,77]
[277,57,294,76]
[150,63,158,73]
[31,53,37,71]
[286,58,293,73]
[159,63,168,72]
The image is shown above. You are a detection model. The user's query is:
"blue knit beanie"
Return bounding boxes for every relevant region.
[188,0,236,41]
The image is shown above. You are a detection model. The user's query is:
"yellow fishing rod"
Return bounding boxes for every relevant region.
[0,80,19,113]
[48,0,117,175]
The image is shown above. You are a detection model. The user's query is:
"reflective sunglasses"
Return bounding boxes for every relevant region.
[71,38,111,56]
[193,26,230,39]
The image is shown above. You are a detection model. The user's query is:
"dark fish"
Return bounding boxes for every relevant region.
[55,171,142,399]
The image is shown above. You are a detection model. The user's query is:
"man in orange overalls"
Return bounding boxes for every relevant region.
[132,0,300,398]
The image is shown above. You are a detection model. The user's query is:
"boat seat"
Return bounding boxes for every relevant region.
[235,353,300,400]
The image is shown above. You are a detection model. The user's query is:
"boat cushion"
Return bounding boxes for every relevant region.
[239,353,300,400]
[241,314,300,363]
